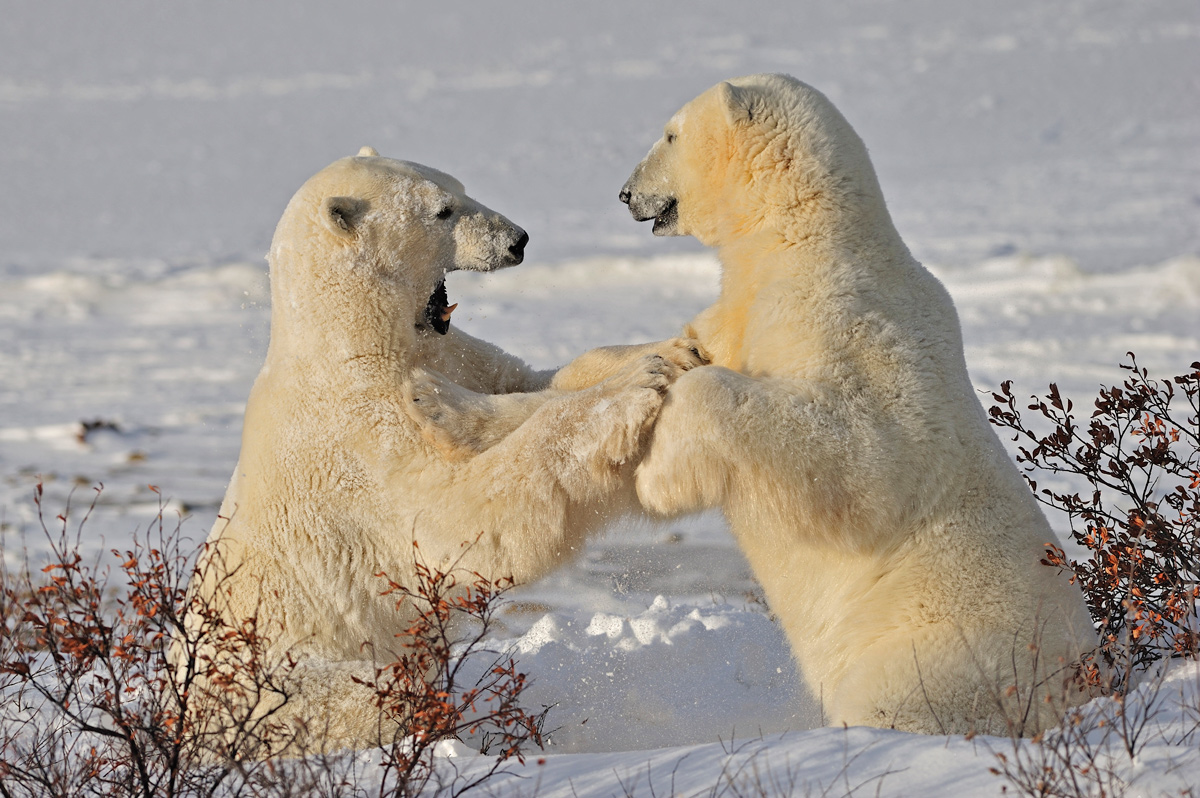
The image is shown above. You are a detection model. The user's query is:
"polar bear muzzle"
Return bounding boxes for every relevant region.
[450,214,528,272]
[618,185,679,237]
[650,198,679,236]
[423,222,528,334]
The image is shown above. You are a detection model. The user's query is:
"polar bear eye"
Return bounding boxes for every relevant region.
[435,204,454,220]
[665,133,676,145]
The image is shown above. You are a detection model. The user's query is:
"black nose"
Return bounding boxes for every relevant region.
[619,187,632,204]
[508,231,529,260]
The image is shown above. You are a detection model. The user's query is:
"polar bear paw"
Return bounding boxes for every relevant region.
[634,367,733,515]
[655,335,711,373]
[603,353,679,396]
[551,336,708,392]
[584,354,682,468]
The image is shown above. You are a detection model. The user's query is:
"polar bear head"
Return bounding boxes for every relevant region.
[270,147,527,342]
[620,74,887,248]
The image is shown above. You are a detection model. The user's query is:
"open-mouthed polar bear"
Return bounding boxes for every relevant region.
[620,75,1097,736]
[189,147,704,753]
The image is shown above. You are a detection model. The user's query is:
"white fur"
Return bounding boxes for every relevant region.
[622,74,1097,735]
[190,150,702,752]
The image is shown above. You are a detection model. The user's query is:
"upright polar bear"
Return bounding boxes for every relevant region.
[192,148,702,752]
[620,75,1096,735]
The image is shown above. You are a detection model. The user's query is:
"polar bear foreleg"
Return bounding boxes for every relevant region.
[418,355,682,584]
[408,337,708,455]
[415,327,556,394]
[550,337,709,391]
[635,366,836,518]
[634,366,750,516]
[406,368,562,455]
[455,354,678,494]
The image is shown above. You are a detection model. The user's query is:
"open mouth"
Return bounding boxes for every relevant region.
[423,280,458,335]
[651,199,678,236]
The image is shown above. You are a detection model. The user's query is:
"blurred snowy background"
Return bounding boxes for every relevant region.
[1,1,1196,270]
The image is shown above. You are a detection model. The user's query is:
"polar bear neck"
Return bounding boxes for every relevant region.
[266,247,419,371]
[757,89,907,255]
[777,191,901,252]
[699,200,930,379]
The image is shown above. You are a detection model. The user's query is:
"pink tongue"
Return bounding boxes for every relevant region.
[440,303,458,322]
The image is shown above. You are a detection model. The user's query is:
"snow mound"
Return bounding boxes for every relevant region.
[474,596,816,754]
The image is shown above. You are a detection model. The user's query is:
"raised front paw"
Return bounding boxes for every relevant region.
[551,335,710,393]
[585,354,681,467]
[654,334,711,374]
[634,367,731,516]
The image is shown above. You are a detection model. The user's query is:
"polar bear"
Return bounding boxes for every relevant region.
[191,147,703,753]
[619,75,1097,736]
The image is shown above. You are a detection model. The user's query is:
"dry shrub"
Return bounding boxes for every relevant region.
[987,355,1200,797]
[989,354,1199,686]
[357,543,548,798]
[0,485,545,797]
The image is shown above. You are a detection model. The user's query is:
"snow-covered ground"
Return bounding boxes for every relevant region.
[2,1,1199,794]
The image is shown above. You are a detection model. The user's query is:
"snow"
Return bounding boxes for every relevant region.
[2,1,1199,795]
[469,595,814,754]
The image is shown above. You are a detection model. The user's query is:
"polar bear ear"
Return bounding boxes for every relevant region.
[719,82,755,125]
[321,196,368,239]
[357,145,379,157]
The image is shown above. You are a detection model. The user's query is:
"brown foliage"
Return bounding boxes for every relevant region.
[0,485,545,797]
[357,544,548,798]
[989,354,1199,686]
[988,355,1200,797]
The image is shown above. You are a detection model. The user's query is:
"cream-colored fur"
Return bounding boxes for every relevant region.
[191,148,702,753]
[621,75,1097,736]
